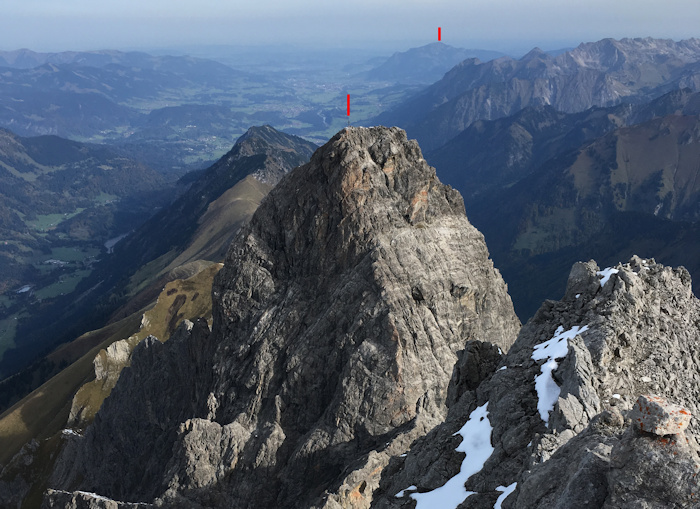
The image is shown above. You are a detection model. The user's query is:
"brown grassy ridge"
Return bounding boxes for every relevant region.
[69,262,222,428]
[0,171,270,500]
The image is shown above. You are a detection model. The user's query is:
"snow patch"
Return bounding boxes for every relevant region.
[575,293,581,299]
[494,482,518,508]
[395,485,417,497]
[612,394,621,399]
[409,402,494,509]
[498,366,507,371]
[532,325,589,424]
[596,267,619,287]
[61,429,81,437]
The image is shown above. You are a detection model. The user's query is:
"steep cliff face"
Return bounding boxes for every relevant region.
[44,127,520,508]
[374,256,700,508]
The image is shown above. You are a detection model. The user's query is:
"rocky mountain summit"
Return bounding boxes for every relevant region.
[40,126,520,507]
[10,126,699,508]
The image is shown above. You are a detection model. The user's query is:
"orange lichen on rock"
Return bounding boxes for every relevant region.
[630,394,692,436]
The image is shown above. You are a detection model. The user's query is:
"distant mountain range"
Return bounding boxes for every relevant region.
[427,87,700,200]
[0,48,249,79]
[0,47,421,170]
[426,88,700,318]
[0,49,318,172]
[377,37,700,150]
[364,42,505,84]
[0,51,260,166]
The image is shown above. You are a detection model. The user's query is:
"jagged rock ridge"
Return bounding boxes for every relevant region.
[44,127,520,508]
[374,255,700,508]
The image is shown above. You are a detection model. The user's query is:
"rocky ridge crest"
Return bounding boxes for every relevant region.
[374,255,700,508]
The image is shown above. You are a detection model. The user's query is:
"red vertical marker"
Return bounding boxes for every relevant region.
[438,27,441,41]
[347,94,350,116]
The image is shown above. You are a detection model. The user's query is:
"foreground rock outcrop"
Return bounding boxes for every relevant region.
[44,126,520,508]
[374,256,700,508]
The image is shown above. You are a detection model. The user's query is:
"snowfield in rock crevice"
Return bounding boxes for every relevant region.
[401,402,494,509]
[531,325,589,425]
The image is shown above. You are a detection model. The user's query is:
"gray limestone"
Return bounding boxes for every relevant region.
[630,394,692,435]
[45,127,520,508]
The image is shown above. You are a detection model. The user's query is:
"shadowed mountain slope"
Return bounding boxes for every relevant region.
[105,125,317,289]
[377,37,700,151]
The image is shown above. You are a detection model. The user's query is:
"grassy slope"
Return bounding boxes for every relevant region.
[166,175,272,269]
[112,174,271,310]
[0,312,142,466]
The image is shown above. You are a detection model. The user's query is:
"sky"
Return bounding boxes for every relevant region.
[1,0,699,56]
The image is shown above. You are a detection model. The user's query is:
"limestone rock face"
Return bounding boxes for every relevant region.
[373,255,700,508]
[45,127,520,508]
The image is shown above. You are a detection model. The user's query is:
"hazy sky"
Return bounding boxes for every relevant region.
[1,0,699,55]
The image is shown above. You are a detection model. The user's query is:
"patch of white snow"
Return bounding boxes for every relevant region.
[596,267,619,287]
[61,429,81,437]
[575,293,581,299]
[532,325,589,424]
[612,394,621,399]
[494,482,518,508]
[395,485,417,497]
[410,403,494,509]
[498,366,507,371]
